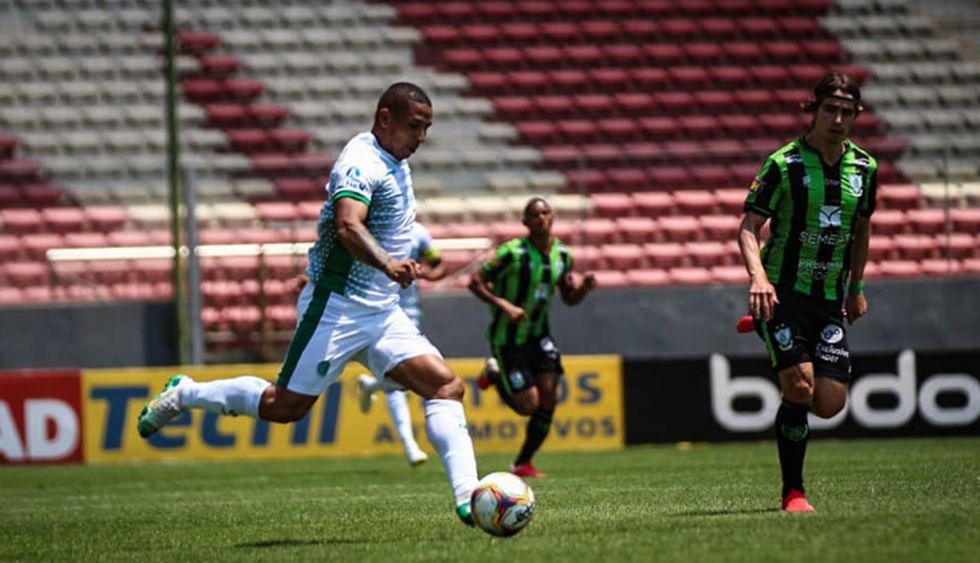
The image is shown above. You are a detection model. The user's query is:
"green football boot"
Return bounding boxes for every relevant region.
[137,374,189,438]
[456,502,474,527]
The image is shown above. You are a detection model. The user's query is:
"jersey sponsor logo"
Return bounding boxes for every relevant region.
[784,153,803,164]
[820,324,844,344]
[799,258,843,280]
[774,325,793,351]
[815,342,849,364]
[342,166,369,194]
[798,230,851,246]
[818,205,842,228]
[849,174,864,197]
[749,176,763,192]
[710,351,980,432]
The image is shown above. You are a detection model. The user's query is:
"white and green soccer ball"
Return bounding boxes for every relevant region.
[470,472,536,537]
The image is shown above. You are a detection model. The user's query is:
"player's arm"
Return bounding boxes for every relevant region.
[738,211,779,320]
[334,197,418,288]
[559,272,596,306]
[844,216,871,325]
[418,249,447,282]
[468,269,525,322]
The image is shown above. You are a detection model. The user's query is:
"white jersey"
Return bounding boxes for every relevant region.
[306,132,416,309]
[399,222,436,325]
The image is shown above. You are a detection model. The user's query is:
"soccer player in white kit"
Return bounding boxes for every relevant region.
[357,222,447,467]
[137,83,480,526]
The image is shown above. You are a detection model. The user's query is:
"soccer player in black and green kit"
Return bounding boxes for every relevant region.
[738,73,876,512]
[469,197,597,478]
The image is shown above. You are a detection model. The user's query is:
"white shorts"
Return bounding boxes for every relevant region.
[278,283,442,396]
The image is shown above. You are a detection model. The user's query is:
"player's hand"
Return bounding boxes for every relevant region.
[844,293,867,325]
[504,303,526,323]
[385,259,420,288]
[748,275,779,321]
[581,272,597,291]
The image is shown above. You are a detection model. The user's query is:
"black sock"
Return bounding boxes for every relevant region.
[775,400,810,498]
[515,408,554,465]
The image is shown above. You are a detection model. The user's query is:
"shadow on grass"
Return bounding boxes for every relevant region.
[670,507,781,517]
[236,538,365,549]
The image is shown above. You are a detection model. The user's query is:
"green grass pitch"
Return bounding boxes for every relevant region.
[1,437,977,562]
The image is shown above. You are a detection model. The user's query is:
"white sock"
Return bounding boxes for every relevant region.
[386,390,420,453]
[425,399,479,506]
[179,376,269,418]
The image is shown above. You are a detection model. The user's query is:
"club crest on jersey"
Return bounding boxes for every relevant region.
[819,205,842,228]
[849,174,864,197]
[774,326,793,351]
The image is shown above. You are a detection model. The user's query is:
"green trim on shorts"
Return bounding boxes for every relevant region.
[760,319,778,368]
[277,284,331,387]
[491,344,514,398]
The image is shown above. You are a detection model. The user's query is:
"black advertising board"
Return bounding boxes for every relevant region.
[624,350,980,443]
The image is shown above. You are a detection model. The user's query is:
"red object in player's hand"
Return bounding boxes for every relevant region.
[735,315,755,334]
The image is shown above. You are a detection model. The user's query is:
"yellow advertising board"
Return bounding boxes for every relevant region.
[81,356,622,463]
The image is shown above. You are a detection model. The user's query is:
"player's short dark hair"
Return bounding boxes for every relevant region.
[376,82,432,119]
[523,196,551,219]
[801,72,863,113]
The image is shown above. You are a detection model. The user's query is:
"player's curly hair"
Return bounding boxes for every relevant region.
[800,72,864,113]
[376,82,432,119]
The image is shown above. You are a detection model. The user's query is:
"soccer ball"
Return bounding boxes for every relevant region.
[470,472,536,537]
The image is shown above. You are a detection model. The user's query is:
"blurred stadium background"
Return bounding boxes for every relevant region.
[0,0,978,454]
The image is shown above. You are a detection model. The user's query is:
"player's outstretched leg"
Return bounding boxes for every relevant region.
[386,389,428,466]
[425,397,478,526]
[137,374,189,438]
[137,374,270,438]
[357,373,379,413]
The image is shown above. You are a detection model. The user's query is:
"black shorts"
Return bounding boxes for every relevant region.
[491,334,565,400]
[755,290,851,383]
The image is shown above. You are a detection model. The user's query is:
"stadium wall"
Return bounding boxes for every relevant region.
[0,301,176,369]
[423,277,980,359]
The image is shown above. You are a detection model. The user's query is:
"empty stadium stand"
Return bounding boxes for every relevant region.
[1,0,978,359]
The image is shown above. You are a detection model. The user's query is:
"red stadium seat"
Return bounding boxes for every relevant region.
[592,270,630,288]
[711,265,749,284]
[578,95,617,117]
[906,209,946,235]
[868,236,898,262]
[63,232,107,248]
[674,190,717,215]
[591,193,634,218]
[878,184,922,210]
[950,208,980,234]
[893,234,938,260]
[570,245,603,271]
[659,216,700,242]
[648,167,691,189]
[608,168,649,192]
[616,216,659,243]
[920,259,964,276]
[254,202,299,222]
[714,189,747,215]
[877,260,923,278]
[643,243,685,268]
[633,192,674,216]
[603,244,646,270]
[669,267,714,285]
[582,20,621,42]
[700,215,741,240]
[4,261,49,287]
[626,268,670,286]
[946,233,978,259]
[869,209,907,235]
[582,218,619,244]
[685,241,729,267]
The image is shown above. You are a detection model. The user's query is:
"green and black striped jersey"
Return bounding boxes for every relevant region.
[744,137,878,303]
[479,237,573,346]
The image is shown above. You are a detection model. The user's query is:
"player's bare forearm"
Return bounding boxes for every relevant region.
[737,214,768,281]
[560,273,595,306]
[848,217,871,284]
[468,273,509,310]
[420,260,447,282]
[336,217,390,270]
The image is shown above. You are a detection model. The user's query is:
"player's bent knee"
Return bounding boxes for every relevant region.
[430,375,465,402]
